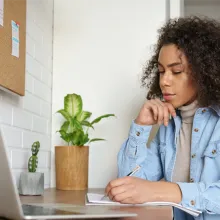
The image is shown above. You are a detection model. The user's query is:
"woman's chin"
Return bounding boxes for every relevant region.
[165,100,182,109]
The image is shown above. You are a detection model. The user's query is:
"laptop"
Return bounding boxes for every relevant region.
[0,127,137,220]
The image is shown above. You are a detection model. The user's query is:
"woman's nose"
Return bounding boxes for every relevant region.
[160,71,172,87]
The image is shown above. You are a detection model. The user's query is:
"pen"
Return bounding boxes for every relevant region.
[101,165,141,200]
[126,165,141,176]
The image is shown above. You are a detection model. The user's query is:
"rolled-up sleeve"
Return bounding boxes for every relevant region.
[177,181,220,214]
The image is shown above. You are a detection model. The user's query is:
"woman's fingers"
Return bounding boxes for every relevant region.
[137,99,176,126]
[150,99,171,126]
[153,99,165,124]
[105,177,128,196]
[150,103,158,121]
[109,183,134,202]
[112,191,134,203]
[164,102,176,118]
[163,105,169,126]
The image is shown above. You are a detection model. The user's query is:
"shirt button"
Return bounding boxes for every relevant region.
[136,131,140,136]
[190,200,195,206]
[194,128,199,132]
[202,109,206,113]
[190,178,194,183]
[212,149,216,155]
[191,154,196,158]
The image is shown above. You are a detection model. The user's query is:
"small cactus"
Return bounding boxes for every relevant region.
[28,141,40,172]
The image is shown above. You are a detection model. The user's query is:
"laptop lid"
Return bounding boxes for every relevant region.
[0,126,24,220]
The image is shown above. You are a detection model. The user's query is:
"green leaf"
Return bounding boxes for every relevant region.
[61,136,71,144]
[61,121,70,132]
[71,130,84,146]
[89,138,106,143]
[59,129,66,136]
[69,120,74,133]
[91,114,115,125]
[68,119,82,133]
[80,133,89,145]
[72,119,83,131]
[77,111,92,122]
[64,94,83,117]
[59,130,71,144]
[81,121,94,129]
[57,109,71,120]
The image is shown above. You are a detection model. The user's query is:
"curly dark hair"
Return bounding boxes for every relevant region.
[142,16,220,107]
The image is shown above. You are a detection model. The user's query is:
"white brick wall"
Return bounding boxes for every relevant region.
[0,0,54,189]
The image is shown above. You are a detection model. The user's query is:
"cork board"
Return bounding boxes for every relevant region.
[0,0,26,96]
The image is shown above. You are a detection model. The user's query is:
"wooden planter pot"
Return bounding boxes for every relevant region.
[55,146,89,190]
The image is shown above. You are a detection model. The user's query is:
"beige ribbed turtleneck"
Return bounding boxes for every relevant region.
[172,100,199,183]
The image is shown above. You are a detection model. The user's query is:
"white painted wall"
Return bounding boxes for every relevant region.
[185,0,220,20]
[52,0,167,188]
[0,0,54,188]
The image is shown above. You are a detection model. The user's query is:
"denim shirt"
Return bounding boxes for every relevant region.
[117,106,220,220]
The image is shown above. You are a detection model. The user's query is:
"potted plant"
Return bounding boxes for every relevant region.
[55,93,115,190]
[18,141,44,195]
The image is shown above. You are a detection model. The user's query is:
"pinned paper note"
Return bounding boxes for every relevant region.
[0,0,4,27]
[11,20,19,58]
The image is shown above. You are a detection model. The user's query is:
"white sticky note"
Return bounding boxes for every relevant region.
[0,0,4,27]
[11,20,19,58]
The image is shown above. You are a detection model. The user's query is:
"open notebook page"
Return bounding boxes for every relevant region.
[86,193,202,217]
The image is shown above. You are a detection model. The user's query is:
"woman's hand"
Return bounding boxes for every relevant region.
[105,176,182,204]
[105,176,154,204]
[135,99,176,126]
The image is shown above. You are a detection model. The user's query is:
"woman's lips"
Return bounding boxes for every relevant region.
[163,94,176,101]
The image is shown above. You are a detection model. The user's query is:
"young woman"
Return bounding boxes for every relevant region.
[105,16,220,220]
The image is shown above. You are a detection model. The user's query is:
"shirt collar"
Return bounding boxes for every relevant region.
[175,105,220,117]
[210,105,220,116]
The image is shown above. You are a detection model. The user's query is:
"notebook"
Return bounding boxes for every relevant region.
[86,193,202,217]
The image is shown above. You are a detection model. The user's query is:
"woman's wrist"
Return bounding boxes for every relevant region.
[151,181,182,204]
[134,119,151,126]
[134,119,145,126]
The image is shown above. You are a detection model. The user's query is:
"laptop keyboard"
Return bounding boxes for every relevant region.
[22,204,80,216]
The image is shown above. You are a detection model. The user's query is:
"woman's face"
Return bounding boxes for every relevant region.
[158,44,197,108]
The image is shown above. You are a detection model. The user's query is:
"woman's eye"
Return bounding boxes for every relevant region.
[173,71,182,74]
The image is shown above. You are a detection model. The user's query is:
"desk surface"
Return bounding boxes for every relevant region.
[20,188,172,220]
